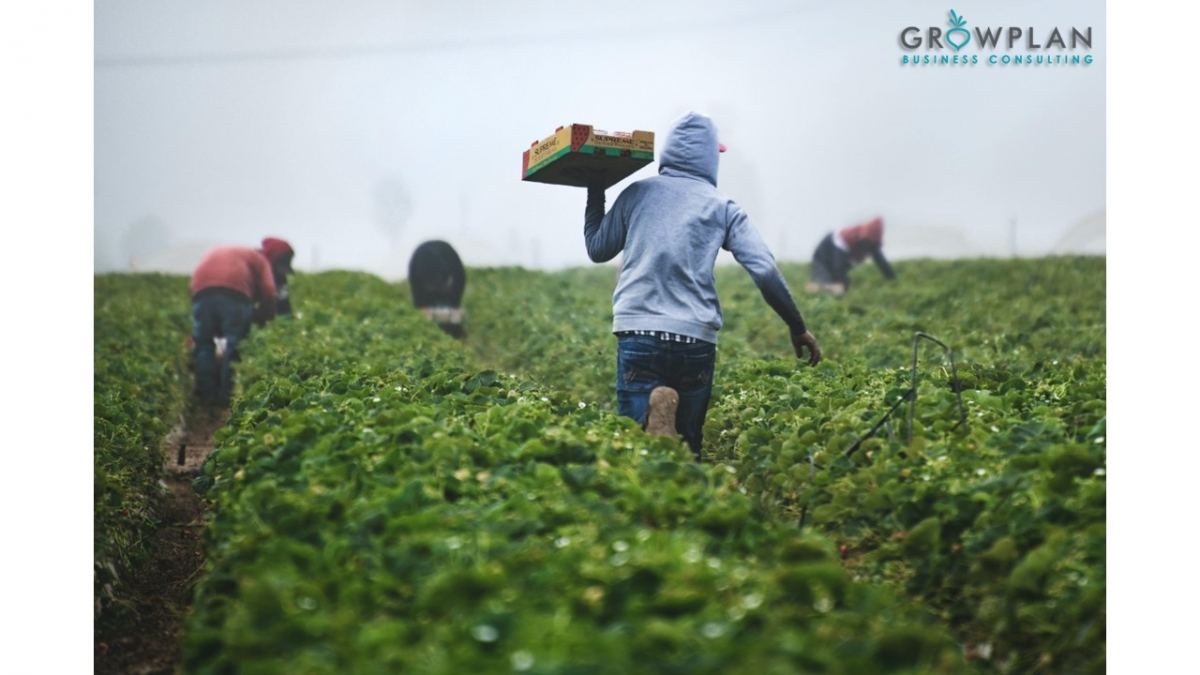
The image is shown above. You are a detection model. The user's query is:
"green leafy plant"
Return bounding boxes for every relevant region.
[97,256,1104,673]
[94,273,192,620]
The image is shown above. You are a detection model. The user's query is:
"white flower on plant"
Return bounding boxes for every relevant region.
[471,624,499,642]
[511,651,534,671]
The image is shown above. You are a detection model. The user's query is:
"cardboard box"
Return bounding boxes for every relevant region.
[521,124,655,189]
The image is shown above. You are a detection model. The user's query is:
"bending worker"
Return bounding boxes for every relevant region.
[408,240,467,339]
[189,243,280,407]
[806,217,895,295]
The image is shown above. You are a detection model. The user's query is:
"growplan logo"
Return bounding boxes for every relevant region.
[900,9,1095,68]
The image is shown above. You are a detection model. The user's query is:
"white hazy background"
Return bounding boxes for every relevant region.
[94,0,1105,278]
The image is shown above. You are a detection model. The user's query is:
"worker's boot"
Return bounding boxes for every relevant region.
[646,386,680,439]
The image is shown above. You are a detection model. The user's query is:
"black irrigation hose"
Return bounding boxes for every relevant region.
[797,331,967,530]
[908,331,968,445]
[845,387,915,458]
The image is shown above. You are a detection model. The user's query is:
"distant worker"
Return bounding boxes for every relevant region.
[583,111,820,460]
[189,244,282,407]
[408,240,467,339]
[259,237,296,318]
[806,217,895,296]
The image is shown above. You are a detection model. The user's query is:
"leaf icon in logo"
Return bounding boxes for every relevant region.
[946,9,970,51]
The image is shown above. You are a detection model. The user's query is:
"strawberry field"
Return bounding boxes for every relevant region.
[94,273,192,617]
[94,257,1104,674]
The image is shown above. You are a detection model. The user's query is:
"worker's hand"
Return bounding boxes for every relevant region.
[791,330,821,367]
[253,306,272,328]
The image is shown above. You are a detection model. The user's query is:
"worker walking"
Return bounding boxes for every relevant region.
[582,110,820,459]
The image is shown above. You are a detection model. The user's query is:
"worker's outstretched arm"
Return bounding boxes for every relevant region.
[724,202,820,366]
[873,249,896,280]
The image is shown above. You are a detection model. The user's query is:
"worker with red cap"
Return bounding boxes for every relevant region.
[188,238,292,407]
[806,217,895,296]
[258,237,296,318]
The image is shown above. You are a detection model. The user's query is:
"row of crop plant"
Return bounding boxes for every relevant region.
[701,355,1106,674]
[463,257,1106,674]
[94,273,193,617]
[183,270,967,674]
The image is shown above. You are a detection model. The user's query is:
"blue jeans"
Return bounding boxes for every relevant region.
[616,335,716,459]
[191,291,254,406]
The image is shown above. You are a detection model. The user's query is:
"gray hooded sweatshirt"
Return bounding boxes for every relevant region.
[585,111,807,344]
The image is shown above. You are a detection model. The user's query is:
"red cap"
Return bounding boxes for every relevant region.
[839,218,884,249]
[718,142,727,153]
[863,217,883,245]
[260,237,294,272]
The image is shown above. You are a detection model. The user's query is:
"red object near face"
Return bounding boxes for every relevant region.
[839,217,884,249]
[259,237,295,272]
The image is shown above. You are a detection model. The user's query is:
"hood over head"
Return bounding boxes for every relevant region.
[658,111,723,186]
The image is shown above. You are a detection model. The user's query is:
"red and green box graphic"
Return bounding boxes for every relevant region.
[521,124,655,188]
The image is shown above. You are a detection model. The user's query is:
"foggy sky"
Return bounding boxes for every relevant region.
[94,0,1106,279]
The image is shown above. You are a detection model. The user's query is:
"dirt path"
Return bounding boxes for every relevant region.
[94,406,227,675]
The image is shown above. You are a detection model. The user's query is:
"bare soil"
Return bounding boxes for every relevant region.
[94,406,227,675]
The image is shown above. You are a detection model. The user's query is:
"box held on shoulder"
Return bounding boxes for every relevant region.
[521,124,655,189]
